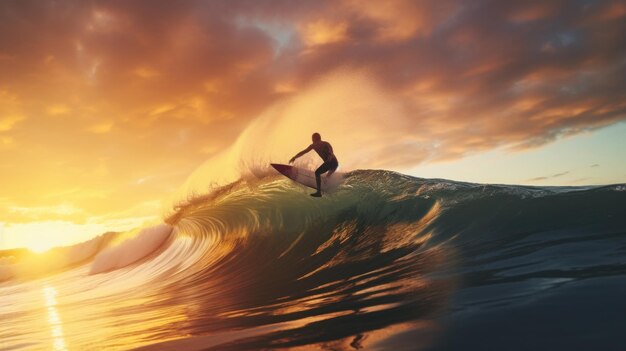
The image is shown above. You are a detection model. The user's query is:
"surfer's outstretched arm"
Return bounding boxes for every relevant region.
[289,145,313,163]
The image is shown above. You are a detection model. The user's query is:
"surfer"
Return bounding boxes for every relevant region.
[289,133,338,197]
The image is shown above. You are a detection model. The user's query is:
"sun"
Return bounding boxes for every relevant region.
[2,221,105,254]
[28,241,56,254]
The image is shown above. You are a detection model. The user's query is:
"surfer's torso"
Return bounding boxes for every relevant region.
[311,141,336,162]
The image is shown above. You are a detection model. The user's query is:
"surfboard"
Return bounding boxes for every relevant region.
[271,163,342,191]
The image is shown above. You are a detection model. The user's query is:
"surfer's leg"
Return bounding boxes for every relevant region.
[314,172,321,193]
[312,163,329,197]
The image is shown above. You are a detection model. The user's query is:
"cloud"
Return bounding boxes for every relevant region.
[526,170,571,182]
[1,1,625,154]
[0,136,14,147]
[87,121,114,134]
[551,171,570,178]
[0,0,625,216]
[46,104,71,116]
[301,20,349,46]
[0,115,25,132]
[527,171,570,182]
[8,203,85,220]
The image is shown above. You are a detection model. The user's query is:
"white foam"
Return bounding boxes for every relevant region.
[89,224,172,274]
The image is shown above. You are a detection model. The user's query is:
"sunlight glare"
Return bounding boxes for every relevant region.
[43,285,68,351]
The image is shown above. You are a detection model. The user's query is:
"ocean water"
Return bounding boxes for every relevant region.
[1,170,625,351]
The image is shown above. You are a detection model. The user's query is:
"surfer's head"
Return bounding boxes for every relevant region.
[312,132,321,143]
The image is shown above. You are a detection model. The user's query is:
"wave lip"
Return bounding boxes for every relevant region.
[89,224,173,274]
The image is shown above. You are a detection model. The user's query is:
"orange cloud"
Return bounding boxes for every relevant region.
[0,0,624,228]
[87,121,114,134]
[46,104,71,116]
[0,115,25,132]
[302,20,349,46]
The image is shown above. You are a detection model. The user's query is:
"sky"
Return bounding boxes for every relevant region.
[0,0,625,250]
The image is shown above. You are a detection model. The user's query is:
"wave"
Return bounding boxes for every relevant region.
[0,232,117,281]
[89,224,173,274]
[4,169,624,283]
[2,169,625,350]
[140,170,626,350]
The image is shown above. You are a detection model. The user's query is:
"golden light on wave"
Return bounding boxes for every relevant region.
[2,220,141,253]
[43,285,68,351]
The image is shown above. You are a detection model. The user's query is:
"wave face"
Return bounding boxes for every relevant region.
[1,170,625,351]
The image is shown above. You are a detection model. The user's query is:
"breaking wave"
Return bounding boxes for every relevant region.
[1,169,625,350]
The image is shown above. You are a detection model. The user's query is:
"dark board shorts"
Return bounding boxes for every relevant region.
[315,158,339,174]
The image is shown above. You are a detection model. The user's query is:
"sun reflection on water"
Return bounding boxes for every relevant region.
[43,285,68,351]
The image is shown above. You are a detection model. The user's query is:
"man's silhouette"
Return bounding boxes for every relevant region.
[289,133,338,197]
